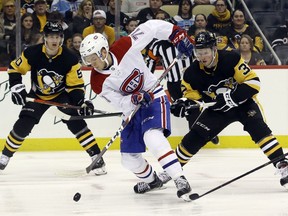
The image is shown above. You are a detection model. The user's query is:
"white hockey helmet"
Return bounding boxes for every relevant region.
[80,33,109,66]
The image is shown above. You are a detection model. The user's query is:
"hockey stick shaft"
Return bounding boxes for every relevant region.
[85,54,182,173]
[185,101,216,127]
[189,152,288,200]
[48,108,122,121]
[26,97,111,114]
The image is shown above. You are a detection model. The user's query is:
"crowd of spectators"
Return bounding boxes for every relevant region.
[0,0,287,67]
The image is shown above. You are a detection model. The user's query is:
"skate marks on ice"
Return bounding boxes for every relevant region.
[0,150,287,216]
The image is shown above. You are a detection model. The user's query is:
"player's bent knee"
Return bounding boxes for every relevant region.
[244,119,272,143]
[181,130,207,155]
[143,129,172,158]
[13,116,38,137]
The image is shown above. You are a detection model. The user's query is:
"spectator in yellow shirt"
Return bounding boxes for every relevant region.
[82,9,115,46]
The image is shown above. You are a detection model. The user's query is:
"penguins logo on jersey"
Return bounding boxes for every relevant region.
[203,77,237,98]
[36,69,64,94]
[120,68,144,94]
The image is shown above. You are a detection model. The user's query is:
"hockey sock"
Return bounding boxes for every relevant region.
[144,129,183,179]
[75,127,100,156]
[121,153,155,183]
[257,135,284,166]
[3,130,25,157]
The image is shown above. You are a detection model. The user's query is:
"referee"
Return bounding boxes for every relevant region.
[146,39,193,102]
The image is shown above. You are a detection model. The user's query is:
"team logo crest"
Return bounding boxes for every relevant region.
[203,78,237,98]
[120,69,144,94]
[36,69,64,94]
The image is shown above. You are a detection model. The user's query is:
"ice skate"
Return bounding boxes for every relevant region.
[276,160,288,189]
[134,172,164,194]
[158,170,172,184]
[174,176,191,201]
[91,155,107,175]
[0,154,10,170]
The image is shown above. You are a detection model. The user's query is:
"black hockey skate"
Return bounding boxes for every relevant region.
[276,160,288,189]
[134,172,164,194]
[91,155,107,175]
[174,175,192,201]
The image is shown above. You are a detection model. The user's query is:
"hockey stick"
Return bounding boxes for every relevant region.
[185,101,215,123]
[85,54,182,174]
[189,152,288,201]
[48,107,122,121]
[26,97,111,114]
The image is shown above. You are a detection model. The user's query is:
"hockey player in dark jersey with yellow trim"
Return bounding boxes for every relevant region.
[0,21,106,175]
[162,31,288,189]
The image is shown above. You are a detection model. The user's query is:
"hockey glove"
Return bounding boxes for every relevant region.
[79,100,94,116]
[210,89,238,112]
[131,91,154,108]
[170,98,197,117]
[10,84,27,106]
[169,27,194,58]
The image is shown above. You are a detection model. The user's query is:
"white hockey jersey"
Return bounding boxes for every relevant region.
[90,20,177,117]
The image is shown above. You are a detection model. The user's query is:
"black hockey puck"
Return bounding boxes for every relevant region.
[73,192,81,202]
[189,193,200,200]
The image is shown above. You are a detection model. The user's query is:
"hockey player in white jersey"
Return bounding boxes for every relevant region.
[80,19,194,201]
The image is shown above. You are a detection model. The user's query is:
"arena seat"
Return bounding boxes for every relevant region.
[272,45,288,65]
[160,5,179,17]
[262,26,279,43]
[192,5,215,17]
[244,0,280,14]
[252,11,285,30]
[280,0,288,20]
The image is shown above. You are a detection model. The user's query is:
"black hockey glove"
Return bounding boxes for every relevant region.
[10,83,27,106]
[79,100,94,116]
[170,98,196,117]
[131,91,154,108]
[210,90,238,112]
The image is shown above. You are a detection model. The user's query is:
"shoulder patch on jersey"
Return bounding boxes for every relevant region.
[110,37,132,63]
[90,69,110,94]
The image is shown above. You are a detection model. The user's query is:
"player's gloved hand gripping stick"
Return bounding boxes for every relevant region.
[85,53,183,174]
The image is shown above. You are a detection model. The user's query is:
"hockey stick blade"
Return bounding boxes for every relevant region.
[26,97,111,114]
[189,152,288,201]
[48,108,122,120]
[85,54,182,174]
[86,126,124,173]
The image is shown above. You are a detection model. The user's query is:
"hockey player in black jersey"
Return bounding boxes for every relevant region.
[162,31,288,189]
[0,21,106,175]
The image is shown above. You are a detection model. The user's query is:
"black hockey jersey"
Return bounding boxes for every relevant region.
[182,50,260,104]
[8,44,84,100]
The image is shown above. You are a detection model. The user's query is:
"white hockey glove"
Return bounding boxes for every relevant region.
[78,100,94,116]
[210,89,238,112]
[10,83,27,106]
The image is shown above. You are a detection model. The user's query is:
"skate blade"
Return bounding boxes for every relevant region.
[180,193,192,202]
[149,185,167,192]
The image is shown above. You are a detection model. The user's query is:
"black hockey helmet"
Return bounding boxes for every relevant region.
[195,31,217,49]
[43,21,63,36]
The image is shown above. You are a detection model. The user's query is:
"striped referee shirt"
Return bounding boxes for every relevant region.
[145,39,193,83]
